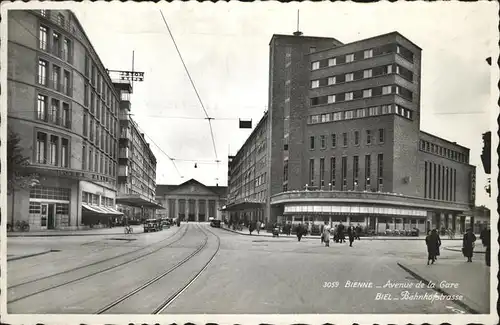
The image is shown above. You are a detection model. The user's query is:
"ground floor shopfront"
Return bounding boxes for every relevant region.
[269,190,472,235]
[8,173,122,231]
[116,194,165,223]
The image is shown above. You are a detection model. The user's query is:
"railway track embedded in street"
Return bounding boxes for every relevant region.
[7,225,189,304]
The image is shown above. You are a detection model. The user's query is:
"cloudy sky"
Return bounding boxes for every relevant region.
[20,2,498,207]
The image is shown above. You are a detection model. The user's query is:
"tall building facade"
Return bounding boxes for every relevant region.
[156,179,227,222]
[111,79,162,221]
[226,31,476,234]
[7,10,122,230]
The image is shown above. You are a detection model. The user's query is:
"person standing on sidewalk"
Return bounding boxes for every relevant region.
[462,228,477,263]
[425,229,440,265]
[322,222,331,247]
[297,223,305,242]
[480,226,491,267]
[347,224,355,247]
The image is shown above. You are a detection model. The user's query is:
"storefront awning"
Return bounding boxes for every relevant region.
[223,201,265,211]
[82,204,124,216]
[283,204,427,217]
[115,195,165,209]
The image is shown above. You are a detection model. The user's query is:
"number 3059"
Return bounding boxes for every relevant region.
[323,281,340,288]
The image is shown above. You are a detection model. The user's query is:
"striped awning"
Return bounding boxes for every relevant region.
[82,204,124,216]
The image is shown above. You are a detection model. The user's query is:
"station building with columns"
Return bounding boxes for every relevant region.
[225,31,476,234]
[156,179,227,222]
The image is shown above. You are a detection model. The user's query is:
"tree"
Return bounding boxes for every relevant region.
[7,128,39,226]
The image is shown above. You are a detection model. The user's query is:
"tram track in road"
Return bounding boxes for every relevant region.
[96,224,221,314]
[7,225,189,304]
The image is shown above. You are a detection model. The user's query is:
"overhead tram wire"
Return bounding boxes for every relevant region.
[159,10,220,178]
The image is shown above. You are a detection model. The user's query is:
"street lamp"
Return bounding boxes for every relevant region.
[305,184,309,191]
[328,183,332,191]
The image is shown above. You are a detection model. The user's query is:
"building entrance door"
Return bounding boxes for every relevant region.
[47,204,56,229]
[40,203,48,230]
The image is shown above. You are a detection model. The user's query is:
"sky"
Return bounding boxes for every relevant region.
[37,2,498,208]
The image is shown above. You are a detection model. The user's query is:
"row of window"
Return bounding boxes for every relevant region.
[29,202,69,215]
[82,191,115,207]
[82,143,117,178]
[310,128,385,150]
[310,84,413,106]
[308,104,413,126]
[311,64,413,90]
[37,58,72,97]
[84,82,118,136]
[29,186,71,201]
[307,154,385,191]
[311,43,414,71]
[424,161,457,202]
[419,140,469,164]
[84,54,121,110]
[36,131,69,167]
[83,113,117,160]
[38,23,73,65]
[36,93,71,129]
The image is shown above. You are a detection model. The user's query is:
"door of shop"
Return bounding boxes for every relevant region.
[40,203,48,230]
[47,204,56,229]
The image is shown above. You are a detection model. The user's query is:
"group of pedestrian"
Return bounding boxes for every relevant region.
[320,222,361,247]
[425,226,491,266]
[248,220,263,235]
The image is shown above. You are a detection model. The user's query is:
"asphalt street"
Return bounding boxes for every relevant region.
[7,223,474,314]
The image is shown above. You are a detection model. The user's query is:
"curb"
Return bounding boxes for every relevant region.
[443,247,486,254]
[7,230,146,237]
[7,249,57,261]
[219,227,462,240]
[397,262,483,314]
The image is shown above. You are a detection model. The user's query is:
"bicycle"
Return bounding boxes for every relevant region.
[124,225,133,234]
[14,220,30,232]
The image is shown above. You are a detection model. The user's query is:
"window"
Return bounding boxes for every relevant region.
[82,144,87,170]
[344,110,354,119]
[321,114,330,122]
[369,106,378,116]
[363,89,372,98]
[38,59,48,85]
[377,154,384,191]
[331,134,336,147]
[37,94,47,121]
[90,92,95,114]
[90,119,94,142]
[379,129,385,143]
[354,131,359,145]
[50,98,59,124]
[36,132,47,163]
[57,13,65,26]
[342,132,348,147]
[357,108,366,118]
[365,154,371,190]
[63,71,70,96]
[328,76,336,85]
[84,83,89,107]
[345,92,353,101]
[333,112,342,121]
[364,49,373,59]
[51,65,61,90]
[330,157,336,188]
[39,26,48,50]
[341,156,347,190]
[346,73,354,82]
[346,54,354,63]
[283,160,288,182]
[49,135,58,166]
[63,38,71,62]
[366,130,372,145]
[320,135,326,149]
[328,58,336,66]
[52,31,61,57]
[311,80,319,88]
[94,152,98,172]
[89,148,93,171]
[310,47,316,53]
[310,136,315,150]
[363,69,372,78]
[85,55,90,77]
[312,61,320,70]
[327,95,336,104]
[309,159,315,186]
[381,104,392,114]
[62,103,70,128]
[318,158,325,187]
[61,138,69,167]
[353,156,359,188]
[382,86,392,95]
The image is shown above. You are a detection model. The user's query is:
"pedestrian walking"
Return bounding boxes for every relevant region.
[338,222,346,243]
[355,224,362,240]
[256,220,261,235]
[480,226,491,267]
[322,222,331,247]
[462,228,477,262]
[425,229,441,265]
[297,223,305,242]
[347,225,355,247]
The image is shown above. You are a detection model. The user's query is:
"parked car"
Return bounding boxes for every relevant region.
[144,219,161,232]
[411,228,420,236]
[210,220,221,228]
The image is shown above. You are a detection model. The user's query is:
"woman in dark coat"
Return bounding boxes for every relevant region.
[462,228,477,262]
[425,229,440,265]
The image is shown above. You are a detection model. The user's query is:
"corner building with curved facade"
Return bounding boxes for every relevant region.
[226,31,476,234]
[7,10,122,230]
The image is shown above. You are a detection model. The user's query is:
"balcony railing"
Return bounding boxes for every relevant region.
[119,148,130,159]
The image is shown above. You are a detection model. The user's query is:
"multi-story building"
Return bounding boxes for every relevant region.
[226,31,476,234]
[7,9,123,230]
[156,179,227,222]
[112,80,162,221]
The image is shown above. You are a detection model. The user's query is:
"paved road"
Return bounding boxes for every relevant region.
[7,223,476,314]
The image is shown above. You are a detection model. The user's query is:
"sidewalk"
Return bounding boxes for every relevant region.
[7,246,56,261]
[398,258,490,314]
[444,245,487,254]
[220,226,463,241]
[7,225,144,237]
